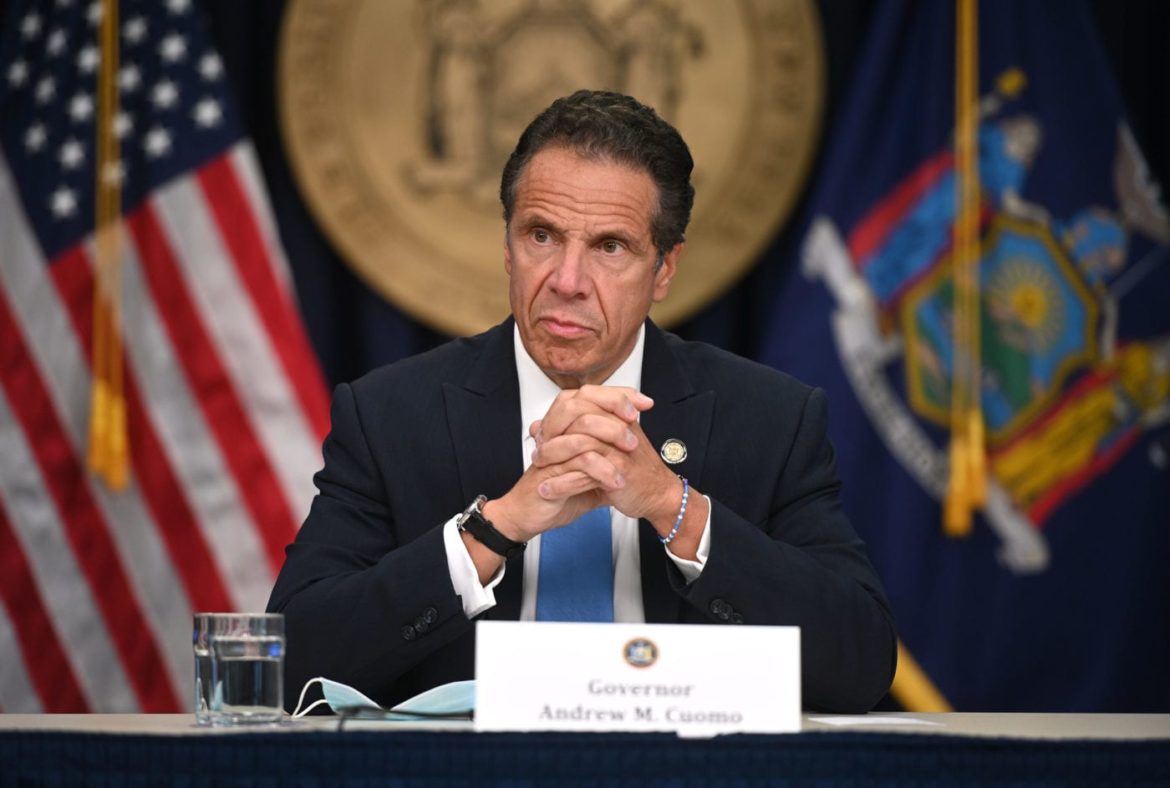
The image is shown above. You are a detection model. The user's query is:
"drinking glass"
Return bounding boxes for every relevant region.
[194,612,285,726]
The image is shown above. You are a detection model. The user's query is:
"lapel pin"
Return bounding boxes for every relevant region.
[660,438,687,465]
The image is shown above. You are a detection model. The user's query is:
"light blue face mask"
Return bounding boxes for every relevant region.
[291,677,381,718]
[291,677,475,719]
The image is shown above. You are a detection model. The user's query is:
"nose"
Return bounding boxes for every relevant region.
[548,243,589,298]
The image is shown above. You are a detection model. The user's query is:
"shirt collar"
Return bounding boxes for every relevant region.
[513,323,646,441]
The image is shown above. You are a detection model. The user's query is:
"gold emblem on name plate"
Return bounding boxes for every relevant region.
[280,0,824,336]
[660,438,687,465]
[624,637,659,668]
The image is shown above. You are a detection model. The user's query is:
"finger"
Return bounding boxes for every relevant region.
[532,432,621,467]
[539,393,610,441]
[574,385,654,420]
[536,470,601,500]
[538,451,626,496]
[541,386,654,439]
[559,413,640,452]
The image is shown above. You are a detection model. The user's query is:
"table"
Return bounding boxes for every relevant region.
[2,713,1168,785]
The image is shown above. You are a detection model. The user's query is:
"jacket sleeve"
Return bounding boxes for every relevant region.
[674,387,897,713]
[267,382,473,712]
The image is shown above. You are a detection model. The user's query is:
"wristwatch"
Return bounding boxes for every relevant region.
[456,495,527,559]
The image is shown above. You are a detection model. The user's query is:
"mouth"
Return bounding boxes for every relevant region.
[538,316,595,339]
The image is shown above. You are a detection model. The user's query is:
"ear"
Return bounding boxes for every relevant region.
[651,243,683,302]
[503,230,514,275]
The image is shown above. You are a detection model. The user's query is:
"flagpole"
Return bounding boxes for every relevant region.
[945,0,985,536]
[87,0,128,490]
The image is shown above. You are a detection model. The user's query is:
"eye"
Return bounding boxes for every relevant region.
[600,239,624,254]
[532,229,551,244]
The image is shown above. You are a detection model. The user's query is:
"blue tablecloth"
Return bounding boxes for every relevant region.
[3,728,1169,786]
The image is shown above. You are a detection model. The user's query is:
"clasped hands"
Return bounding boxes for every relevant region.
[483,385,689,545]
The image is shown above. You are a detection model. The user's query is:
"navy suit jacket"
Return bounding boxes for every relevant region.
[269,319,896,713]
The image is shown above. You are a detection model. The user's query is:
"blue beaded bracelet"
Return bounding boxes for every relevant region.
[659,476,689,545]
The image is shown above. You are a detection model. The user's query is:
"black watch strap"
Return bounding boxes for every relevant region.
[457,495,526,559]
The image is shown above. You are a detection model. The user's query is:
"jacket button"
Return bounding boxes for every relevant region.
[710,599,731,619]
[414,617,429,634]
[401,625,417,641]
[731,613,744,625]
[423,607,439,624]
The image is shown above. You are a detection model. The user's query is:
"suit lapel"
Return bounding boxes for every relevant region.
[443,320,525,620]
[637,322,715,623]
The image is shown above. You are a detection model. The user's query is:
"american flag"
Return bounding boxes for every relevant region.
[0,0,328,712]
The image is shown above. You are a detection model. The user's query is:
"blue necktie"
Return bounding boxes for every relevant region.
[535,507,614,621]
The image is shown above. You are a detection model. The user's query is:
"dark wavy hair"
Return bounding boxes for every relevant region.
[499,90,695,257]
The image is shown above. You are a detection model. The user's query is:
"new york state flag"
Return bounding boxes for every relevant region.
[761,0,1169,711]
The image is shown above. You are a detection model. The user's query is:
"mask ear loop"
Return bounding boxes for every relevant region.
[290,678,331,718]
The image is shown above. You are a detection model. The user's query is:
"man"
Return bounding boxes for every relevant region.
[269,91,896,713]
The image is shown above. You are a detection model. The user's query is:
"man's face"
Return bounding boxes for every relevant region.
[504,147,681,388]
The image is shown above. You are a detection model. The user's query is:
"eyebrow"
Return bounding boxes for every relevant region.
[512,212,557,235]
[513,212,646,253]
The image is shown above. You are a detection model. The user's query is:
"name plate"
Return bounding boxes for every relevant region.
[474,621,800,735]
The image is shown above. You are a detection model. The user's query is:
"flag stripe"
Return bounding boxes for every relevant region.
[0,602,40,713]
[230,145,295,291]
[153,170,320,523]
[200,153,330,441]
[115,230,276,613]
[48,248,234,616]
[0,170,192,705]
[0,288,179,711]
[0,496,89,712]
[0,387,136,713]
[0,159,183,709]
[126,202,298,574]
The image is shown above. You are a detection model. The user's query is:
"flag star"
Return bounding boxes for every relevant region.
[192,97,222,128]
[151,79,179,109]
[159,33,187,63]
[198,52,223,81]
[35,76,56,104]
[21,12,43,39]
[77,45,99,74]
[119,64,141,92]
[59,138,86,169]
[47,28,67,55]
[86,1,103,26]
[69,92,95,122]
[114,110,133,139]
[166,0,192,14]
[123,16,148,44]
[24,124,48,152]
[6,59,29,88]
[50,186,78,218]
[144,126,172,158]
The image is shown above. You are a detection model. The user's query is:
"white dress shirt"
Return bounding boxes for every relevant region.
[441,324,710,620]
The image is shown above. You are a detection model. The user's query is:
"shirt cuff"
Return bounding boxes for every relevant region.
[665,494,711,583]
[442,515,506,618]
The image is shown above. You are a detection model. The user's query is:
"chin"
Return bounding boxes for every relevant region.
[537,351,594,384]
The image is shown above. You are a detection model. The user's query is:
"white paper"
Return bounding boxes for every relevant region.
[475,621,801,735]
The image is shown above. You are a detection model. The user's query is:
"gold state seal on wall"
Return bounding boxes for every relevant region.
[279,0,824,336]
